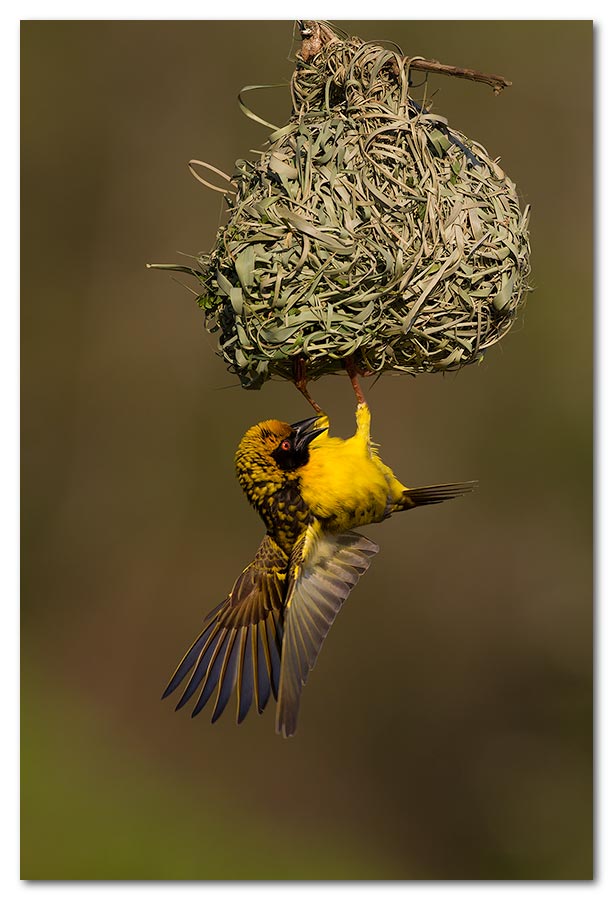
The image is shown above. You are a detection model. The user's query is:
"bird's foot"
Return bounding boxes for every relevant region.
[355,400,371,443]
[344,355,367,406]
[292,357,323,414]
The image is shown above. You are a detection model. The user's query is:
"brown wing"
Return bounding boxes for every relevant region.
[275,524,379,738]
[162,535,288,724]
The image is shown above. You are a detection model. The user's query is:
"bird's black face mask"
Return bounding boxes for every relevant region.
[272,416,327,471]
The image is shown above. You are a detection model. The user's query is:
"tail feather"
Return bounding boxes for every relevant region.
[400,481,478,510]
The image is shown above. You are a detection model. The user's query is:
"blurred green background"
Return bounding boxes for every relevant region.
[21,20,592,880]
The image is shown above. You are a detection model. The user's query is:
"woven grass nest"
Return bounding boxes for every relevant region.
[163,22,531,390]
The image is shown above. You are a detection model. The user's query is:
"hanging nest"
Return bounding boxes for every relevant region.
[156,22,531,390]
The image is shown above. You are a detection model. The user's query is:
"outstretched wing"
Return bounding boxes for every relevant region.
[163,535,288,724]
[276,525,379,738]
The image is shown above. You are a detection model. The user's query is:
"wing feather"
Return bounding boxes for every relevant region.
[191,632,230,717]
[256,623,272,713]
[237,628,254,724]
[211,631,241,722]
[266,612,282,700]
[164,526,379,736]
[173,622,225,710]
[162,618,218,701]
[163,534,288,724]
[276,527,379,738]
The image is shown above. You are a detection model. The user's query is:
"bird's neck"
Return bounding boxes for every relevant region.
[237,469,311,553]
[235,457,286,505]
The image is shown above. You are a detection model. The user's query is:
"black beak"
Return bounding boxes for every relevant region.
[291,415,328,452]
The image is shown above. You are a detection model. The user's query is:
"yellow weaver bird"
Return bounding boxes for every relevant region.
[163,403,476,737]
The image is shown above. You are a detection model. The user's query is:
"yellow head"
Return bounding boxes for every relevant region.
[235,416,328,511]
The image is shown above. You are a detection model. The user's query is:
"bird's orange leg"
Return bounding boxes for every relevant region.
[345,355,367,406]
[293,357,323,414]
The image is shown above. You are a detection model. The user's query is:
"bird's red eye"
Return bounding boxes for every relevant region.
[280,439,291,452]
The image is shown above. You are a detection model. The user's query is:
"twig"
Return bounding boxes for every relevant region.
[405,57,511,95]
[297,20,511,94]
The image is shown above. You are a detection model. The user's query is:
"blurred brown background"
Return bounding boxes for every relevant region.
[21,21,592,880]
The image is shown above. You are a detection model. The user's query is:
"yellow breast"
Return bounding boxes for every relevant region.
[299,433,391,531]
